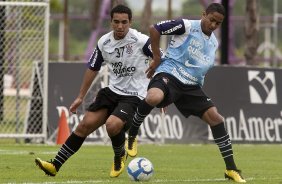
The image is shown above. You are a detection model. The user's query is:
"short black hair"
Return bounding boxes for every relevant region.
[110,4,132,21]
[206,3,225,16]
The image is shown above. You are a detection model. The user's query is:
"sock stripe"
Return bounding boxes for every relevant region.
[211,123,237,170]
[54,158,63,165]
[133,115,144,123]
[218,141,231,149]
[214,134,229,142]
[136,109,147,117]
[56,154,66,162]
[60,147,72,157]
[113,144,124,149]
[215,137,231,145]
[63,144,75,154]
[223,154,233,159]
[129,100,154,137]
[221,148,233,153]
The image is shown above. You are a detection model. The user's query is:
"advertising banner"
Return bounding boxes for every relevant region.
[204,66,282,143]
[48,63,282,143]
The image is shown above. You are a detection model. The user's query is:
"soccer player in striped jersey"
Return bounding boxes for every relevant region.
[35,4,154,178]
[126,3,246,183]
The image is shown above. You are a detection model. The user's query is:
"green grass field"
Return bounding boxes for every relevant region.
[0,143,281,184]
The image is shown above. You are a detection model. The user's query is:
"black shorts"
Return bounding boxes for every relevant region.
[87,87,141,131]
[148,73,214,118]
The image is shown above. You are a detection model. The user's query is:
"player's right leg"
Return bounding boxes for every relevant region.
[107,99,138,177]
[202,107,246,183]
[107,119,128,177]
[35,109,107,176]
[127,74,168,157]
[35,158,57,176]
[225,169,246,183]
[126,87,164,157]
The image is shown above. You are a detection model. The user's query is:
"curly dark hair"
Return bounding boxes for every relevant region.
[110,4,132,21]
[206,3,225,16]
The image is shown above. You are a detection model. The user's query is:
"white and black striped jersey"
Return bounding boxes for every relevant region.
[87,28,153,99]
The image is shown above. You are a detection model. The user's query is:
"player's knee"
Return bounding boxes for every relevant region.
[210,113,224,124]
[106,121,120,137]
[74,121,92,137]
[203,107,224,126]
[146,89,164,106]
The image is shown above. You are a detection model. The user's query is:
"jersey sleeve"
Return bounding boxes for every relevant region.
[87,45,104,71]
[142,38,153,58]
[154,19,186,35]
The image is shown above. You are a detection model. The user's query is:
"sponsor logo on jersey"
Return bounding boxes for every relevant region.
[184,60,200,68]
[113,86,138,96]
[171,68,197,85]
[190,28,199,33]
[120,109,128,114]
[161,24,183,34]
[178,67,198,82]
[162,77,169,84]
[126,44,133,55]
[187,39,211,65]
[130,36,138,42]
[112,62,136,77]
[157,20,173,25]
[89,48,98,67]
[103,39,111,45]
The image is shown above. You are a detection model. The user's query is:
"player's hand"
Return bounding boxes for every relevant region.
[146,59,161,78]
[69,97,83,114]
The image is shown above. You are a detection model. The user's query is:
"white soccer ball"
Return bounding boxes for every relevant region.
[127,157,154,181]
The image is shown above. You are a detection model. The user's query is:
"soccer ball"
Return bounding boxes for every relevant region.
[127,157,154,181]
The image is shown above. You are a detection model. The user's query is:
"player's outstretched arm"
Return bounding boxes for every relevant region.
[146,25,162,78]
[69,68,98,113]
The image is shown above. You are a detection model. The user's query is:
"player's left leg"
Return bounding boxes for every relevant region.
[109,131,127,177]
[35,109,107,176]
[127,99,154,157]
[203,107,246,183]
[127,74,169,157]
[106,115,128,177]
[107,96,141,176]
[178,90,246,183]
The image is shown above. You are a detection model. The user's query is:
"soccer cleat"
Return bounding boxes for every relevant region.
[225,169,246,183]
[110,154,128,177]
[35,158,57,176]
[126,136,137,157]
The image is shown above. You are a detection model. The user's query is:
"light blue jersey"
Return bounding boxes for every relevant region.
[154,19,218,87]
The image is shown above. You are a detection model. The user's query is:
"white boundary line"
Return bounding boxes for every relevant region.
[6,178,282,184]
[0,2,48,7]
[0,150,56,155]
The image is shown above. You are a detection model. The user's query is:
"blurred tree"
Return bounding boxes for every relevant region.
[63,0,69,61]
[84,0,126,60]
[90,1,102,30]
[244,0,259,65]
[182,0,203,16]
[140,0,152,34]
[50,0,63,13]
[112,0,126,7]
[167,0,172,19]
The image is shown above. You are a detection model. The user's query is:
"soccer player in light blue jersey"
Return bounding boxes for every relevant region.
[126,3,246,183]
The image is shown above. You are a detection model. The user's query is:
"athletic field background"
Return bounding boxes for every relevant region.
[0,143,281,184]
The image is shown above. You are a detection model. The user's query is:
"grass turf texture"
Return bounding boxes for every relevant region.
[0,144,281,183]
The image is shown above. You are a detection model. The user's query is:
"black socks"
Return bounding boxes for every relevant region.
[110,130,126,157]
[53,132,85,171]
[129,100,154,137]
[210,123,237,170]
